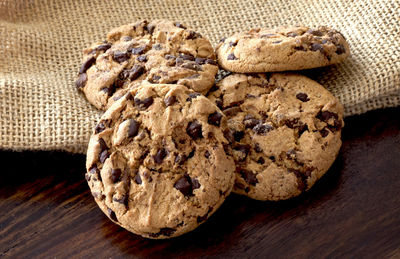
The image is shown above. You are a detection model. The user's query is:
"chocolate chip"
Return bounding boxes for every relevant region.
[137,55,147,62]
[273,40,282,44]
[238,168,258,186]
[85,173,91,181]
[174,22,186,29]
[219,37,226,43]
[269,156,276,162]
[215,99,223,109]
[287,32,298,37]
[187,149,196,159]
[320,128,330,137]
[228,42,237,47]
[222,129,233,144]
[208,112,223,126]
[181,62,202,71]
[99,150,110,163]
[223,106,241,116]
[234,144,251,162]
[311,43,324,52]
[113,195,128,206]
[178,53,195,61]
[79,56,96,74]
[95,43,112,52]
[144,24,155,34]
[128,119,140,138]
[227,53,237,60]
[187,92,201,101]
[148,75,161,83]
[195,57,206,65]
[174,174,200,196]
[149,228,176,238]
[75,73,88,89]
[186,31,202,40]
[128,65,145,80]
[107,208,118,222]
[336,44,346,55]
[244,116,261,129]
[257,157,265,164]
[260,33,276,38]
[113,51,130,63]
[123,36,132,41]
[254,143,263,153]
[298,124,308,137]
[308,29,323,36]
[95,120,108,134]
[110,168,122,183]
[205,59,217,65]
[130,46,146,55]
[289,169,308,191]
[134,96,154,110]
[164,95,177,106]
[296,93,310,102]
[286,149,297,159]
[253,124,273,135]
[316,110,338,122]
[285,118,299,129]
[233,131,244,142]
[174,154,187,165]
[135,171,142,184]
[204,150,210,158]
[152,44,162,50]
[153,148,168,164]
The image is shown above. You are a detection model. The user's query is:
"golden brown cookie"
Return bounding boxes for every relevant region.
[86,83,235,238]
[76,20,218,110]
[216,26,350,73]
[208,73,344,200]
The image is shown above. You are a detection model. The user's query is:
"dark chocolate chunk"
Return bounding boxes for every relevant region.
[165,54,176,60]
[75,73,88,89]
[269,156,276,162]
[113,51,130,63]
[244,115,261,129]
[128,119,140,138]
[181,62,202,71]
[311,43,324,52]
[186,30,202,40]
[107,208,118,222]
[99,150,110,163]
[187,92,201,101]
[234,144,251,161]
[219,37,226,43]
[174,154,187,165]
[113,195,128,206]
[215,99,223,109]
[128,65,145,80]
[135,171,142,184]
[253,124,273,135]
[95,120,108,134]
[223,106,242,116]
[238,168,258,186]
[195,57,206,64]
[95,43,112,52]
[254,143,263,153]
[187,149,196,159]
[223,129,234,143]
[320,128,330,137]
[296,93,310,102]
[298,124,308,137]
[148,75,161,83]
[149,228,176,238]
[273,40,282,44]
[154,148,168,164]
[144,24,155,34]
[164,95,177,106]
[287,32,298,37]
[174,22,186,29]
[178,53,195,61]
[79,56,96,74]
[205,59,217,65]
[208,112,223,126]
[134,96,154,110]
[228,42,237,47]
[186,121,203,139]
[257,157,265,164]
[204,150,210,158]
[335,44,346,55]
[174,174,200,196]
[85,173,91,182]
[110,168,122,183]
[227,53,237,60]
[98,138,108,151]
[316,110,338,122]
[307,29,323,36]
[137,55,147,62]
[130,46,146,55]
[233,131,244,142]
[289,169,308,191]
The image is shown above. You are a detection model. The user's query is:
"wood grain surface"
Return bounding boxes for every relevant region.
[1,107,399,258]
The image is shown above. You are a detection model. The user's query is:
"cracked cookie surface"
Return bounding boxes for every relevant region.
[86,83,235,238]
[216,26,350,73]
[76,20,218,110]
[207,73,344,200]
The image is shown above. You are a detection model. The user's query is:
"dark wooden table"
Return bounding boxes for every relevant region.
[1,107,399,258]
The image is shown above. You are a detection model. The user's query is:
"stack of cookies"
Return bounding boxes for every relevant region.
[76,20,349,239]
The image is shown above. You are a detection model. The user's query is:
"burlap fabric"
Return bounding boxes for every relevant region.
[0,0,399,154]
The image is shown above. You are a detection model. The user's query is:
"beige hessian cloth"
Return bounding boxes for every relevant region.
[0,0,399,154]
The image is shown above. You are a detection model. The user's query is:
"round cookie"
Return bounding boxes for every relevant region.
[216,26,350,73]
[85,83,235,239]
[207,73,344,201]
[76,20,218,110]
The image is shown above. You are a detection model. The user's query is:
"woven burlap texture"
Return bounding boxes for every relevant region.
[0,0,399,154]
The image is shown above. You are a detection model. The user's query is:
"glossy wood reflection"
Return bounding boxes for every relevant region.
[0,107,399,258]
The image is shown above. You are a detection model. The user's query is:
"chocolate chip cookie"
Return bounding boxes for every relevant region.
[207,73,344,201]
[216,26,350,73]
[86,83,235,238]
[76,20,218,110]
